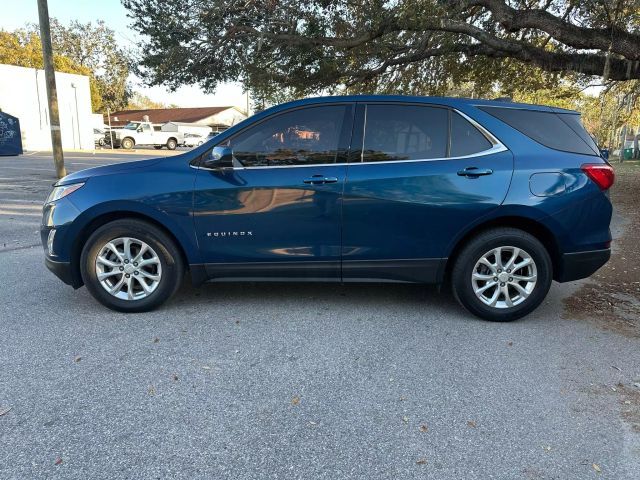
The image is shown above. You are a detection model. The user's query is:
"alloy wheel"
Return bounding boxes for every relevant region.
[471,246,537,309]
[95,237,162,300]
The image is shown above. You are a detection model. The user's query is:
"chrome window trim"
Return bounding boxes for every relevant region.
[194,107,508,171]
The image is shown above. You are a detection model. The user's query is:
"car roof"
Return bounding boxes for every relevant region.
[264,95,579,115]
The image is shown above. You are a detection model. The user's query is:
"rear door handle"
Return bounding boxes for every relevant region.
[457,167,493,178]
[303,175,339,185]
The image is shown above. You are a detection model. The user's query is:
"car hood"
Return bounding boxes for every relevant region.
[57,157,164,186]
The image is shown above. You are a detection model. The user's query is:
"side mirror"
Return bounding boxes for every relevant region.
[137,127,143,133]
[203,146,234,169]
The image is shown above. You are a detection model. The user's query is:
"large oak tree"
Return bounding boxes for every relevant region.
[123,0,640,101]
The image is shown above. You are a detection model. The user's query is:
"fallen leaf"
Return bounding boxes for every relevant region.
[202,366,211,370]
[399,396,406,401]
[172,374,179,381]
[592,463,601,473]
[291,396,300,406]
[153,337,159,343]
[55,458,63,465]
[402,416,409,423]
[467,420,477,428]
[235,320,240,324]
[0,407,12,417]
[416,458,427,465]
[73,356,81,363]
[419,424,428,433]
[543,446,552,452]
[507,341,513,347]
[148,385,156,396]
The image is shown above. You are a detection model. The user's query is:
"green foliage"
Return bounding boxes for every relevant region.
[124,0,640,108]
[44,19,132,112]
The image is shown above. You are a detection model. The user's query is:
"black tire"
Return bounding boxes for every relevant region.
[121,137,134,149]
[451,227,552,322]
[80,219,184,312]
[98,138,105,146]
[166,138,177,150]
[154,145,163,150]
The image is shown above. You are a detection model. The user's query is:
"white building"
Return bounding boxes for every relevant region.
[0,63,94,151]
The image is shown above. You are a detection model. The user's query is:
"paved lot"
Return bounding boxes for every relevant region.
[1,152,639,479]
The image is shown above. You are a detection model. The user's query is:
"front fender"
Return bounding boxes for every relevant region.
[69,200,200,263]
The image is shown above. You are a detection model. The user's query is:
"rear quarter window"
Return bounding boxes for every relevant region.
[450,112,493,157]
[478,106,599,156]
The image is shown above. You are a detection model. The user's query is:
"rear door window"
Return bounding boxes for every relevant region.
[450,112,493,157]
[479,106,598,155]
[361,105,448,162]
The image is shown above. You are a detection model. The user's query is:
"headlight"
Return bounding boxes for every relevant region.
[46,182,85,203]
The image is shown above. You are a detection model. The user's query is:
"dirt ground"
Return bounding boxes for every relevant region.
[564,160,640,338]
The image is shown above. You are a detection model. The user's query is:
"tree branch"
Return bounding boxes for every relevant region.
[466,0,640,60]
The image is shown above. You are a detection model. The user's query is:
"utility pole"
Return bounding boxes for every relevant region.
[37,0,66,178]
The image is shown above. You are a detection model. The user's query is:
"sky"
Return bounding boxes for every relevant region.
[1,0,248,109]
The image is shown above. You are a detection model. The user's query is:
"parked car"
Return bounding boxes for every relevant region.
[41,96,613,321]
[105,121,183,150]
[182,133,205,147]
[93,128,105,146]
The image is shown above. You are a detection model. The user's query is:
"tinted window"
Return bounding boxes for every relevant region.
[557,113,600,154]
[479,106,598,155]
[450,112,492,157]
[229,105,348,167]
[361,105,448,162]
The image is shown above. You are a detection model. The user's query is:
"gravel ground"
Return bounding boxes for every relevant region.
[0,152,639,479]
[565,161,640,339]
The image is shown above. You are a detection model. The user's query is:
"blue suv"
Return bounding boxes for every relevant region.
[41,96,614,321]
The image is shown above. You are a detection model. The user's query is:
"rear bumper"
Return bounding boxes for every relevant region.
[556,248,610,282]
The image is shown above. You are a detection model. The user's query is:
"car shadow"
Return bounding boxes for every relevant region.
[168,279,461,314]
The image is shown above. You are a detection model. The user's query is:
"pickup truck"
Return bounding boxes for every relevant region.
[106,121,183,150]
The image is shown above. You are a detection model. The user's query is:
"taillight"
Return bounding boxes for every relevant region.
[581,163,615,190]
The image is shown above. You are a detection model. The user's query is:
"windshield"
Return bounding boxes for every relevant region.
[124,122,140,130]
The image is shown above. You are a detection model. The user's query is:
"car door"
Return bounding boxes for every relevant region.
[137,123,154,144]
[193,103,354,280]
[341,103,513,283]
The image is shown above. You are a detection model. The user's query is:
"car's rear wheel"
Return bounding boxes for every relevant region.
[452,228,552,322]
[166,138,177,150]
[121,137,134,149]
[80,219,184,312]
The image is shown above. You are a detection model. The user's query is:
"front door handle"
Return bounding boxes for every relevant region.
[303,175,339,185]
[457,167,493,178]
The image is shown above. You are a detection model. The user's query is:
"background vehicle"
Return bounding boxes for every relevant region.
[93,128,105,146]
[105,121,183,150]
[182,133,205,147]
[41,96,613,320]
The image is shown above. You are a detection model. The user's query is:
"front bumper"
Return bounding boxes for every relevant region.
[556,248,611,282]
[44,256,81,288]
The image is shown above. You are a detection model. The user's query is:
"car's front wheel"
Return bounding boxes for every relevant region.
[80,219,184,312]
[452,228,552,322]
